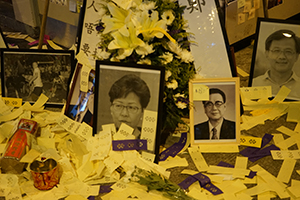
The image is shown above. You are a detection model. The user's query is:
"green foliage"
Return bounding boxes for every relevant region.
[132,167,196,200]
[94,0,196,137]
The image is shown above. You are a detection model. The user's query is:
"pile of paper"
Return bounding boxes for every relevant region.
[0,94,174,200]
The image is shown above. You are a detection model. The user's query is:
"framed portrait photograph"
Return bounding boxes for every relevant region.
[0,49,75,106]
[94,61,165,163]
[65,63,95,126]
[189,77,240,145]
[0,27,8,48]
[249,18,300,101]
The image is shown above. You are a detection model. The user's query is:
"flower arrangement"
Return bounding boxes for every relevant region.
[94,0,195,139]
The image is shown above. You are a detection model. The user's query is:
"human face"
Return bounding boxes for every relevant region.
[204,93,226,121]
[110,92,143,129]
[266,38,299,74]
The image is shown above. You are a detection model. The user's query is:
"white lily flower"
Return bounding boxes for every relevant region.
[159,52,173,64]
[95,48,111,60]
[167,41,182,55]
[135,43,155,57]
[174,93,185,98]
[176,101,187,109]
[139,1,157,10]
[165,70,172,81]
[102,2,132,36]
[166,79,178,89]
[108,22,145,59]
[112,0,142,10]
[177,49,194,63]
[136,10,167,41]
[137,59,151,65]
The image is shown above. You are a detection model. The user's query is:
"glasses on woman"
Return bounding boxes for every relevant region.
[204,101,224,109]
[270,48,295,58]
[112,104,140,114]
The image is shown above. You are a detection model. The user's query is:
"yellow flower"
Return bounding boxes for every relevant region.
[102,2,131,36]
[176,101,187,109]
[174,93,185,98]
[138,1,156,10]
[177,49,194,63]
[135,10,167,41]
[135,43,155,57]
[166,79,178,89]
[137,59,151,65]
[168,41,194,63]
[108,22,145,59]
[95,48,111,60]
[165,70,172,81]
[167,41,182,55]
[159,52,173,65]
[112,0,142,10]
[161,10,175,25]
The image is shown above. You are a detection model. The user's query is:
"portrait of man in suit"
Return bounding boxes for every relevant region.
[194,88,236,140]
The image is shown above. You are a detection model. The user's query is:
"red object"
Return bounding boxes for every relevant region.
[0,119,39,174]
[4,119,38,159]
[30,159,59,190]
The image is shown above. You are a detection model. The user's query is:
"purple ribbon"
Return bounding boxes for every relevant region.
[159,132,187,161]
[99,185,112,193]
[112,139,147,151]
[240,134,277,162]
[248,144,280,162]
[240,134,273,156]
[217,161,257,178]
[178,172,223,195]
[178,175,198,190]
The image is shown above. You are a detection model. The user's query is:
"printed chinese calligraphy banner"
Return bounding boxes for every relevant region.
[179,0,235,78]
[78,0,100,67]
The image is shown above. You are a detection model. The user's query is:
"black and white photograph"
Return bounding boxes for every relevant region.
[189,78,240,145]
[249,18,300,100]
[65,63,95,126]
[94,61,164,160]
[0,49,75,106]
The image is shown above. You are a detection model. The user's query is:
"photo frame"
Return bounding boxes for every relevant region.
[0,27,8,48]
[189,77,240,145]
[94,61,165,163]
[65,63,95,126]
[249,18,300,101]
[1,49,75,106]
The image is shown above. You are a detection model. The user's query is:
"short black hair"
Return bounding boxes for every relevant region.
[202,88,226,105]
[109,74,151,109]
[265,29,300,53]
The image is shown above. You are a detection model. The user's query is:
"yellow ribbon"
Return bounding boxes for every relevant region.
[139,27,176,44]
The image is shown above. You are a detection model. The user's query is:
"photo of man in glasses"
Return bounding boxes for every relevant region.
[194,88,235,140]
[252,29,300,100]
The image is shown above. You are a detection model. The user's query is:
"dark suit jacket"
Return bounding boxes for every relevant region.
[194,119,235,140]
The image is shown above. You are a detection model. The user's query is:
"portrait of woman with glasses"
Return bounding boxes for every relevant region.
[94,62,163,142]
[194,87,236,140]
[108,74,151,138]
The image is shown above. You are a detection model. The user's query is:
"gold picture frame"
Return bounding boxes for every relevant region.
[189,77,240,146]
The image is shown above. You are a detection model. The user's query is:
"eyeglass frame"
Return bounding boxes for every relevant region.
[269,48,296,58]
[203,101,225,109]
[111,103,142,114]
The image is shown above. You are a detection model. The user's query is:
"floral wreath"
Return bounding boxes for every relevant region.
[93,0,195,137]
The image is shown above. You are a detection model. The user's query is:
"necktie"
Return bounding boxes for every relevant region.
[211,127,218,139]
